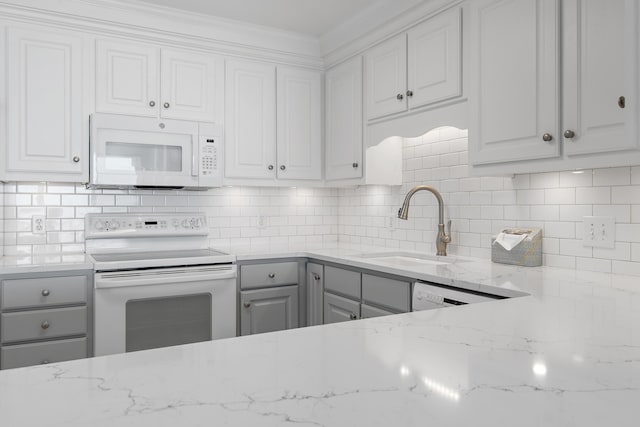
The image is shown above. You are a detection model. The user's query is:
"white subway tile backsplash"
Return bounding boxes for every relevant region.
[592,167,630,186]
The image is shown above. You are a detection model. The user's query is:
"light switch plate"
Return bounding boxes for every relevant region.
[582,216,615,248]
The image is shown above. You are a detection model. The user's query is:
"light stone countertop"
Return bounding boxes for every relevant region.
[1,243,639,426]
[0,253,93,275]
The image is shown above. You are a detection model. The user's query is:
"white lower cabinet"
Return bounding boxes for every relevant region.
[2,24,89,182]
[240,286,299,335]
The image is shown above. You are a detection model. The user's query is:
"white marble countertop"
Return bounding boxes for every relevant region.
[1,243,639,426]
[0,253,93,275]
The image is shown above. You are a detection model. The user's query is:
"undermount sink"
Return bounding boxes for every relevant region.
[353,251,463,267]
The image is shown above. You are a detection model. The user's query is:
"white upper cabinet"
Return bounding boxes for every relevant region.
[365,34,407,120]
[160,49,224,122]
[276,67,322,180]
[562,0,630,156]
[96,40,223,123]
[407,6,462,109]
[96,40,159,117]
[365,6,463,121]
[3,25,89,182]
[225,59,277,179]
[470,0,639,174]
[469,0,560,165]
[326,56,363,181]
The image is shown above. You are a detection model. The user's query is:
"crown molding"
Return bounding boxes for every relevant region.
[0,0,324,68]
[321,0,463,68]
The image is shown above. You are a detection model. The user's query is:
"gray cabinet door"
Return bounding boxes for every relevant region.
[240,286,298,336]
[361,303,397,319]
[323,292,360,324]
[307,262,324,326]
[362,274,410,312]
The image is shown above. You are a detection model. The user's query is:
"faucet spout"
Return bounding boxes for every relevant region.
[397,185,451,256]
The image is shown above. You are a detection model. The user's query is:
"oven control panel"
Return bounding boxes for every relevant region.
[85,213,208,238]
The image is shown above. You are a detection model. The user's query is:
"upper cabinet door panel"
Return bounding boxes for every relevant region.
[276,67,322,180]
[563,0,633,156]
[5,26,86,179]
[225,60,276,179]
[160,49,224,123]
[469,0,560,165]
[96,39,159,117]
[407,6,462,109]
[325,56,363,181]
[365,34,407,120]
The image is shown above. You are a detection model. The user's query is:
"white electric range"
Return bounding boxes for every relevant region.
[85,213,237,356]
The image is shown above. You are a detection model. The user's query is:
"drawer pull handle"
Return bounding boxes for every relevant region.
[312,273,320,281]
[41,360,50,365]
[349,313,358,320]
[41,321,50,330]
[243,302,251,308]
[268,273,276,279]
[41,289,50,297]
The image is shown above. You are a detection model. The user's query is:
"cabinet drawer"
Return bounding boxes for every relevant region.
[362,274,410,312]
[1,337,87,370]
[2,275,87,309]
[324,266,361,299]
[324,292,360,324]
[1,306,87,343]
[240,262,298,289]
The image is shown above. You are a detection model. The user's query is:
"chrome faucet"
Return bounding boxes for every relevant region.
[398,185,452,256]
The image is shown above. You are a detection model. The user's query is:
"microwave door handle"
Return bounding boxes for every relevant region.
[192,140,199,177]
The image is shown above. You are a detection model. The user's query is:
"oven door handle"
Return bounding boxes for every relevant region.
[95,267,236,289]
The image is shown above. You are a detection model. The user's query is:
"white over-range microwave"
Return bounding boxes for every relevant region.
[89,113,222,189]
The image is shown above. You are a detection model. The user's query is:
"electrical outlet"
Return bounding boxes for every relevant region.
[582,216,615,248]
[388,215,397,230]
[32,215,46,234]
[257,215,267,229]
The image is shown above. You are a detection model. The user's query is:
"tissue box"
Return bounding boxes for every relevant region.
[491,228,543,267]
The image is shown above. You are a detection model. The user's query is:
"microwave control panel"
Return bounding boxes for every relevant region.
[198,133,222,186]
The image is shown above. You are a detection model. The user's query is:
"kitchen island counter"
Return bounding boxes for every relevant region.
[1,244,639,426]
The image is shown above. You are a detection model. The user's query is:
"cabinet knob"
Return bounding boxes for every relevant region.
[618,96,626,109]
[243,302,251,308]
[280,165,286,171]
[41,321,50,330]
[268,165,274,170]
[563,129,576,139]
[72,156,80,163]
[352,162,359,168]
[406,90,414,97]
[149,100,156,107]
[396,93,404,101]
[268,273,276,278]
[41,289,50,297]
[312,273,320,281]
[163,102,170,109]
[542,133,553,142]
[349,313,358,320]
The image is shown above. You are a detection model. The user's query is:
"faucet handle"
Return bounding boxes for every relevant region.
[443,220,452,243]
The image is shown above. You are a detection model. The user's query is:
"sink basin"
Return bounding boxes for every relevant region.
[353,251,462,267]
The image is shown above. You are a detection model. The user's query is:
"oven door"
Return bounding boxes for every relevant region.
[90,113,200,188]
[94,265,236,356]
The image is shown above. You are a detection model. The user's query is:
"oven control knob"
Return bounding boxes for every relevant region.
[109,221,120,230]
[182,219,191,229]
[94,220,105,231]
[193,218,202,228]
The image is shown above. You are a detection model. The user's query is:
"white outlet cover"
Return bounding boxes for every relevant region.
[582,216,615,249]
[32,215,46,235]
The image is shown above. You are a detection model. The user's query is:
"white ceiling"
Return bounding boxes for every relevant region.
[134,0,380,36]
